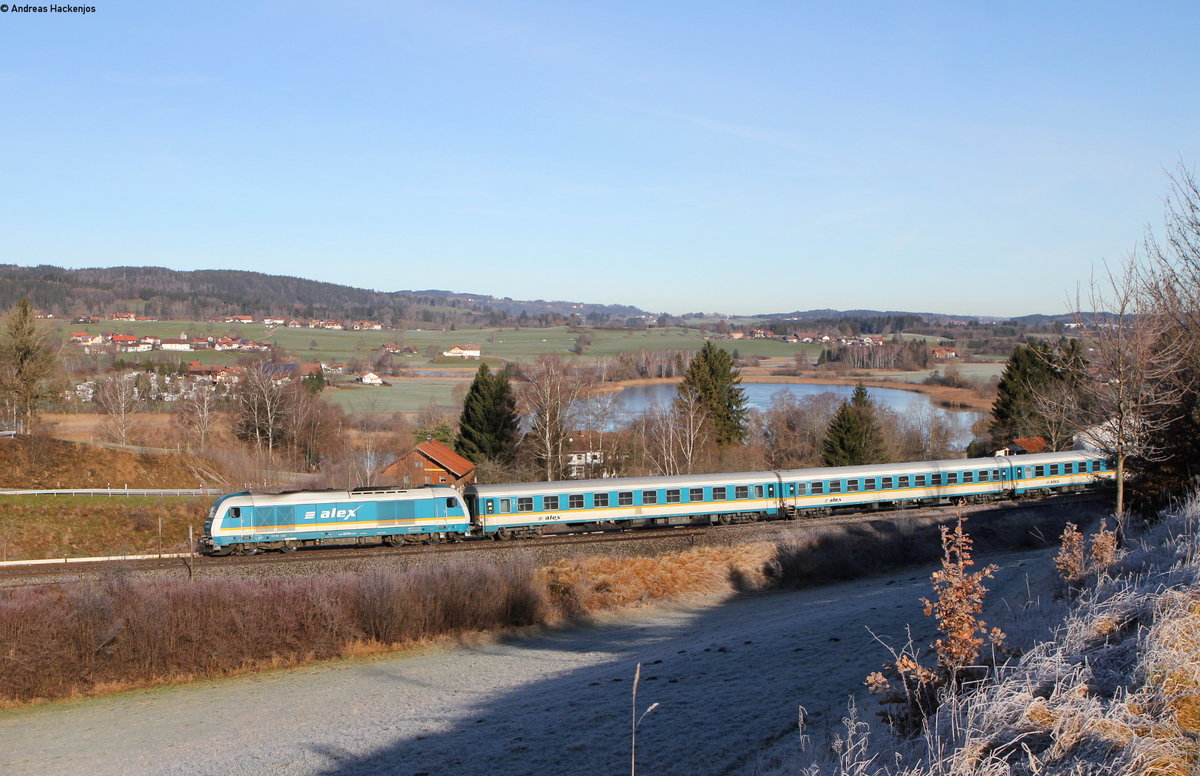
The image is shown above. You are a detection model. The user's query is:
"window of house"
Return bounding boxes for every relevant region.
[666,489,681,503]
[618,491,633,506]
[689,487,703,502]
[642,490,658,505]
[735,485,749,499]
[544,495,559,510]
[517,497,533,512]
[594,493,609,508]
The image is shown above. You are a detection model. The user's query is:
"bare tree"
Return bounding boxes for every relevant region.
[175,384,220,452]
[234,365,289,455]
[0,299,59,434]
[520,356,593,481]
[94,374,141,446]
[1047,257,1191,523]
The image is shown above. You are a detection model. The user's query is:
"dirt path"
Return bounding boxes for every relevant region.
[0,546,1058,776]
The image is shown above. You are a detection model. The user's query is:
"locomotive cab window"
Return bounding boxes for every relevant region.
[594,493,609,507]
[544,495,560,510]
[229,507,241,519]
[446,498,457,509]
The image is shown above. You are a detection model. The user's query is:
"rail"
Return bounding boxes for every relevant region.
[0,488,224,497]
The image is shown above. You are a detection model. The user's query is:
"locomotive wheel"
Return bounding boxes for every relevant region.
[279,542,296,553]
[239,544,259,556]
[718,515,733,525]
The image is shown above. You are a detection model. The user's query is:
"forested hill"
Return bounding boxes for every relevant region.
[0,265,648,327]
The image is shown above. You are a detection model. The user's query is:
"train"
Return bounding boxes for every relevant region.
[199,449,1114,555]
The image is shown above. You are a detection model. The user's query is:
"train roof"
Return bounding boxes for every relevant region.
[465,450,1104,497]
[214,485,462,506]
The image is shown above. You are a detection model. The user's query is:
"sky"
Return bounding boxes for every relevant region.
[1,2,1197,318]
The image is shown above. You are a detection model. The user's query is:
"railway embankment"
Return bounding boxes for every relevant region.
[0,496,1102,706]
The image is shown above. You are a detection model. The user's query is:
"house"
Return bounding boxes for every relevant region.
[379,439,476,487]
[225,315,255,324]
[357,371,383,385]
[931,347,958,359]
[160,338,193,352]
[441,345,481,359]
[351,321,383,331]
[381,343,417,355]
[263,317,285,326]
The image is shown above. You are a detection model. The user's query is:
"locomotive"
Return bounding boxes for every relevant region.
[200,450,1113,555]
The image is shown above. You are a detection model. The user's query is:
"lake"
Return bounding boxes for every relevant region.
[600,382,982,449]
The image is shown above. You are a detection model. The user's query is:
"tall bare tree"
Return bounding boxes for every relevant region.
[234,365,289,455]
[521,356,593,481]
[94,374,141,446]
[175,384,221,452]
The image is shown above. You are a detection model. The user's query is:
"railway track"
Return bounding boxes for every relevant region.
[0,492,1105,589]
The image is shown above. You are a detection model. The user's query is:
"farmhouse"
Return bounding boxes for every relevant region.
[380,439,476,487]
[441,345,481,359]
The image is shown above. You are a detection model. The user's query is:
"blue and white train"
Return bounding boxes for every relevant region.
[200,450,1113,554]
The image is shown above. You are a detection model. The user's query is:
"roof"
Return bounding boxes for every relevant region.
[1011,436,1049,454]
[413,439,476,478]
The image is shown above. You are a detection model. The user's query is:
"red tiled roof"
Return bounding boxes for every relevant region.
[1012,436,1049,454]
[414,439,476,478]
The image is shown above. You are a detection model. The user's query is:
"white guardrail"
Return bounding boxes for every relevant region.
[0,552,195,568]
[0,488,225,496]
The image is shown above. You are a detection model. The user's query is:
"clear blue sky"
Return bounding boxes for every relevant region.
[1,2,1197,317]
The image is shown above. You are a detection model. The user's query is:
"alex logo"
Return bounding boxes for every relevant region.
[314,507,360,520]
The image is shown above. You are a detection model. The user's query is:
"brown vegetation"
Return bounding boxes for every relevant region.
[0,496,206,560]
[0,435,218,490]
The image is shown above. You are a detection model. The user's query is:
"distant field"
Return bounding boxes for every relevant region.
[52,321,821,367]
[322,380,465,414]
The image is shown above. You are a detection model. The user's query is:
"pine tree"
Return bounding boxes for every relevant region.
[0,298,59,434]
[454,363,518,463]
[987,340,1086,451]
[676,342,748,446]
[821,383,887,466]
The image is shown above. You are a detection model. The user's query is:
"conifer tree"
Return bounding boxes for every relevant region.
[454,363,518,463]
[987,340,1086,451]
[821,383,887,466]
[676,342,748,446]
[0,298,58,434]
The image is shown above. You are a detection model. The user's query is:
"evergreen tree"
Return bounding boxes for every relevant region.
[454,363,518,463]
[676,342,748,446]
[821,383,887,466]
[0,298,59,433]
[987,340,1086,451]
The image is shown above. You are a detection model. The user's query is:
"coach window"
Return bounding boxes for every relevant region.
[993,469,1002,480]
[544,495,560,510]
[962,472,974,483]
[811,482,823,495]
[796,483,808,496]
[882,477,893,489]
[735,485,749,499]
[642,490,658,505]
[898,475,909,488]
[618,491,633,506]
[864,479,877,491]
[594,493,609,508]
[499,498,511,513]
[847,480,860,492]
[1034,465,1045,477]
[568,494,584,509]
[713,486,727,500]
[666,489,681,503]
[930,474,942,486]
[755,485,765,498]
[829,481,842,494]
[517,497,533,512]
[975,471,986,482]
[946,473,957,485]
[690,487,704,502]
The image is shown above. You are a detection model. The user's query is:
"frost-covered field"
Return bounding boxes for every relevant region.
[0,546,1059,776]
